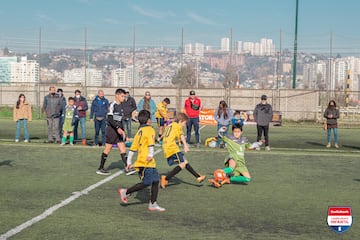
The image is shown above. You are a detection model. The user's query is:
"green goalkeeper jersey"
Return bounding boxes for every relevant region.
[221,135,251,167]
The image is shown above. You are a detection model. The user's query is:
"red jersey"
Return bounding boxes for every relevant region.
[184,97,202,118]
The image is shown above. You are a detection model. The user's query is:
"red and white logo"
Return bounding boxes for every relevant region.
[327,206,352,234]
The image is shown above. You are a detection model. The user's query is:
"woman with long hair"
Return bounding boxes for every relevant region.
[13,94,32,142]
[214,100,233,147]
[323,100,339,148]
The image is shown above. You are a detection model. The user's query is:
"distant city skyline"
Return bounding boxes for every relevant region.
[1,0,360,55]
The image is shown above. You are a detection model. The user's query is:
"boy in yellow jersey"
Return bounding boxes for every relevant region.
[160,113,206,188]
[118,110,165,212]
[155,98,170,144]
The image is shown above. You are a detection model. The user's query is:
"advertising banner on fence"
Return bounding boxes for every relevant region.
[198,109,282,126]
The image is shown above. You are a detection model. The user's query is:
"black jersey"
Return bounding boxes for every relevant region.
[107,101,125,129]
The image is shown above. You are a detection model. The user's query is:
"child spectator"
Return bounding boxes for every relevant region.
[60,97,79,146]
[13,94,32,142]
[232,110,245,127]
[160,113,206,189]
[214,100,233,148]
[118,110,165,212]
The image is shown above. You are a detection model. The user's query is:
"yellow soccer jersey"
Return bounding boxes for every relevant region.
[162,122,184,158]
[130,125,156,168]
[155,102,167,119]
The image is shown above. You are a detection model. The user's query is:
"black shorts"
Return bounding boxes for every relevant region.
[106,126,126,144]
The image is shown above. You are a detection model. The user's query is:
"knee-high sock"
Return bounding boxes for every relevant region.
[127,182,147,195]
[223,167,233,175]
[99,152,108,169]
[69,135,74,144]
[150,181,159,204]
[166,166,182,181]
[230,176,251,183]
[185,163,200,178]
[121,153,127,165]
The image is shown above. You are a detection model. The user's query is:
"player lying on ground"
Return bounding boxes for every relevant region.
[208,124,262,188]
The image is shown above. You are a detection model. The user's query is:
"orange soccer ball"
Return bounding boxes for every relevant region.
[213,169,226,182]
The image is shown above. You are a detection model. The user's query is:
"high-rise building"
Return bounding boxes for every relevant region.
[0,56,17,84]
[194,43,204,57]
[184,43,192,55]
[221,38,230,52]
[10,56,39,84]
[111,65,139,87]
[236,41,242,54]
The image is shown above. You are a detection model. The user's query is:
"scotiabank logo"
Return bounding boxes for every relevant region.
[327,206,352,234]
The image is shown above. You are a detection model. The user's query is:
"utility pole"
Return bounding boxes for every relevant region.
[84,28,87,98]
[132,26,136,96]
[292,0,299,89]
[329,31,333,99]
[37,27,42,119]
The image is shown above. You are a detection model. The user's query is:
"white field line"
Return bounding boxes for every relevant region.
[0,149,160,240]
[0,125,207,240]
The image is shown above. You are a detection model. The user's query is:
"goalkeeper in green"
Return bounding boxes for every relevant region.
[208,123,262,188]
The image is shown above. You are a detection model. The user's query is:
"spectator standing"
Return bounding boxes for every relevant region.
[253,95,273,150]
[60,97,79,146]
[57,88,67,137]
[42,86,62,143]
[214,100,233,148]
[184,90,202,148]
[122,90,137,138]
[324,100,340,148]
[73,89,88,145]
[13,94,32,142]
[90,89,109,146]
[137,91,156,122]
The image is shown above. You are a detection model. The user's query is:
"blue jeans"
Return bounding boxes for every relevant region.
[186,117,200,144]
[94,118,106,145]
[123,119,132,138]
[15,119,29,141]
[216,124,229,146]
[74,117,86,140]
[327,127,338,144]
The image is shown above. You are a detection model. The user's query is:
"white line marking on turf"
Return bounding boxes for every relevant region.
[0,149,162,240]
[0,126,208,240]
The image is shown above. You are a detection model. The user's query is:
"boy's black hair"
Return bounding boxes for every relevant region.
[232,123,243,131]
[234,110,241,115]
[163,98,170,104]
[68,96,75,101]
[115,88,126,95]
[138,110,151,125]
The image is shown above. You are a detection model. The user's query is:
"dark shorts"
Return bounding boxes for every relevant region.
[166,152,185,166]
[138,168,159,186]
[156,118,165,127]
[105,126,126,144]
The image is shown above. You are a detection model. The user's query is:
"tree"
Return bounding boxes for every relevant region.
[172,65,196,88]
[223,64,237,88]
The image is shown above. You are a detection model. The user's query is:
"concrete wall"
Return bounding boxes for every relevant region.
[0,85,321,121]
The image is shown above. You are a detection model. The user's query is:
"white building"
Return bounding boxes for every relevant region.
[194,43,204,57]
[10,57,39,84]
[236,41,242,54]
[221,38,230,52]
[184,44,192,55]
[111,65,139,87]
[64,68,85,85]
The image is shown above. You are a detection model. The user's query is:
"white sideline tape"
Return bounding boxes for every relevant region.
[0,149,161,240]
